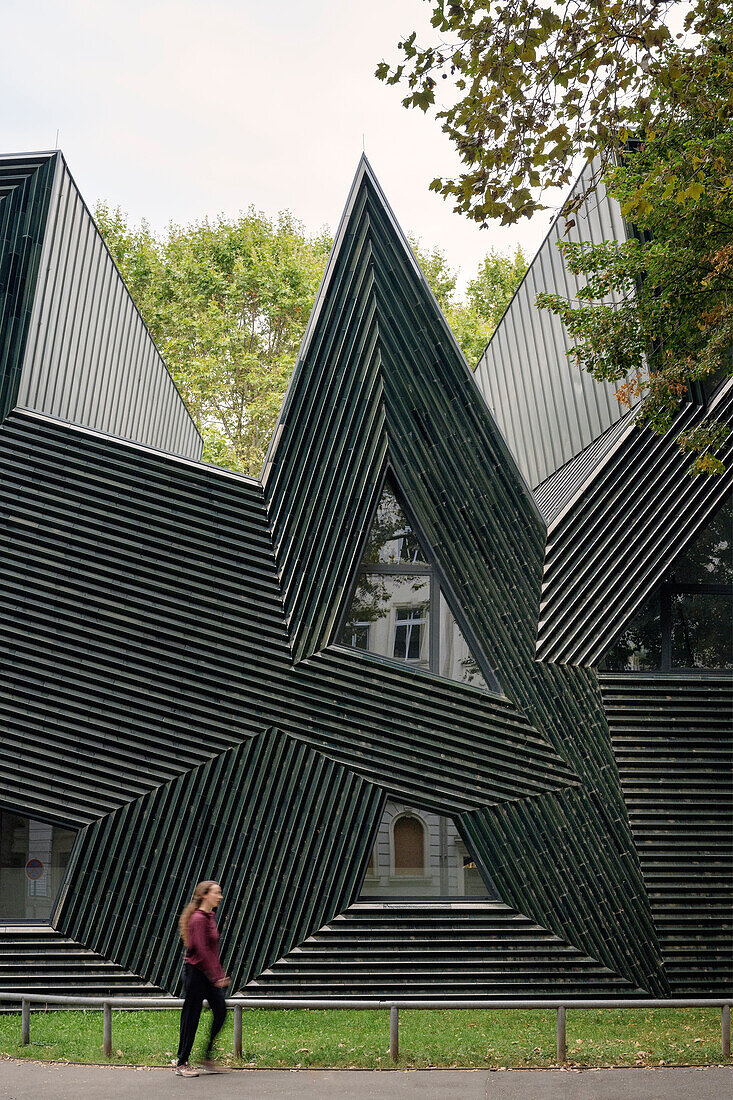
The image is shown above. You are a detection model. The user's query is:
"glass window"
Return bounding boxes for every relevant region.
[671,591,733,669]
[0,811,76,920]
[361,477,429,566]
[393,815,425,874]
[601,593,662,672]
[393,605,428,662]
[359,799,500,900]
[340,474,501,690]
[669,499,732,585]
[439,594,489,689]
[343,573,430,668]
[462,855,488,898]
[348,622,370,650]
[601,499,732,672]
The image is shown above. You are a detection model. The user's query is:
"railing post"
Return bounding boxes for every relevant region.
[103,1002,112,1057]
[233,1004,243,1059]
[389,1005,399,1062]
[21,998,30,1046]
[723,1004,730,1059]
[556,1005,566,1063]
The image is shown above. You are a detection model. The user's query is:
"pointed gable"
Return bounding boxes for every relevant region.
[263,157,667,994]
[0,151,201,458]
[537,380,733,665]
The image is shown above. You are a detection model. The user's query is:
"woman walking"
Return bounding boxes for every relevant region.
[174,880,230,1076]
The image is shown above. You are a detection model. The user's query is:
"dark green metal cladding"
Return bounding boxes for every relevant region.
[246,904,637,999]
[0,405,576,994]
[603,673,733,994]
[0,154,56,422]
[3,153,728,998]
[0,411,574,823]
[264,177,386,663]
[537,382,733,666]
[265,160,666,994]
[0,927,164,1002]
[290,648,576,812]
[57,728,383,992]
[0,411,290,827]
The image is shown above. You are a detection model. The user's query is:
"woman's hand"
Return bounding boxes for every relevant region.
[215,976,230,988]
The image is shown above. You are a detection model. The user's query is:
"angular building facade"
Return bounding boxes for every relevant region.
[0,151,730,1001]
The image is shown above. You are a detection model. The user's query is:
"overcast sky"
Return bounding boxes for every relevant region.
[2,0,557,291]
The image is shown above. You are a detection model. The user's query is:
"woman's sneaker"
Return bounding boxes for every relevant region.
[202,1059,230,1073]
[174,1063,199,1077]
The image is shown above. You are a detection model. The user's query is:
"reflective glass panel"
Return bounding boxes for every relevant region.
[342,574,430,668]
[439,594,488,689]
[671,591,733,669]
[361,478,429,566]
[601,594,662,671]
[670,500,733,585]
[360,800,498,899]
[0,811,76,920]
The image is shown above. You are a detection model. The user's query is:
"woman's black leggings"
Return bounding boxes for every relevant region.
[176,962,227,1065]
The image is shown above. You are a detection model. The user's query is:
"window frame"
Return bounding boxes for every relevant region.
[393,604,429,662]
[348,620,371,651]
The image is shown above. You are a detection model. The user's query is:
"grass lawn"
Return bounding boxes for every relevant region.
[0,1007,730,1069]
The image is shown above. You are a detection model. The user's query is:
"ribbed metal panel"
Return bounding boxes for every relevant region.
[15,155,201,459]
[603,674,733,993]
[537,381,733,665]
[475,162,631,488]
[0,410,575,823]
[7,157,727,999]
[57,730,383,993]
[0,153,56,421]
[0,411,289,828]
[247,902,637,999]
[534,412,634,525]
[0,927,161,1003]
[264,159,666,994]
[264,177,387,663]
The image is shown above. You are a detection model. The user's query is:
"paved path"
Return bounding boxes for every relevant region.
[1,1061,731,1100]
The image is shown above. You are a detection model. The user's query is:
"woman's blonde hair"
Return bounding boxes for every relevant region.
[178,881,216,946]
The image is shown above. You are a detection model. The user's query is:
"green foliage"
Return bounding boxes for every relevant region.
[95,205,333,476]
[97,205,526,472]
[0,1007,728,1069]
[537,33,733,474]
[411,237,527,365]
[376,1,728,226]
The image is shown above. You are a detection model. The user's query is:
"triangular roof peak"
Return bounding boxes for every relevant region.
[264,155,483,485]
[291,155,428,373]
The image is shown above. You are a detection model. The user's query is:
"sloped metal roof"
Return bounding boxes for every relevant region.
[475,160,633,488]
[534,411,635,526]
[537,380,733,665]
[0,151,202,459]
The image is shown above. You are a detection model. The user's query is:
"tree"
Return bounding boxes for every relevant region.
[536,34,732,474]
[411,237,527,364]
[96,205,332,475]
[97,208,525,471]
[376,0,727,225]
[378,3,731,471]
[460,246,528,363]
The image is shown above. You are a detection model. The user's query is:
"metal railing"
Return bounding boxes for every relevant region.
[0,992,730,1063]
